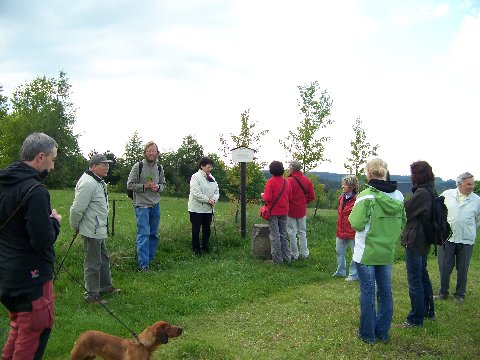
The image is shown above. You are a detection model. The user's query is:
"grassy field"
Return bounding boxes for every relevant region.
[1,190,480,359]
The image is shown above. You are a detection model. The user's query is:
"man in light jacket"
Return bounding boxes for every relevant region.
[70,154,120,304]
[436,172,480,303]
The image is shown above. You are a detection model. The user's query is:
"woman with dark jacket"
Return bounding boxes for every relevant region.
[401,160,436,327]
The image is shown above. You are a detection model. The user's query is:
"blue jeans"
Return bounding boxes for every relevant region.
[335,237,357,279]
[355,262,393,343]
[135,204,160,269]
[405,249,434,326]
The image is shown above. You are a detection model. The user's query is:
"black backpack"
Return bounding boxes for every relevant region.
[421,187,452,253]
[127,162,163,199]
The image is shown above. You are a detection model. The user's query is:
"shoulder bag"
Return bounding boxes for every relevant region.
[260,179,286,220]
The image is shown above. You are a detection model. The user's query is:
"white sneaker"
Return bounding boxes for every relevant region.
[345,277,358,282]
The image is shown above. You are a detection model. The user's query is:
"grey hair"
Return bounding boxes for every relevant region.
[341,174,359,192]
[456,172,474,186]
[20,133,58,161]
[289,160,302,172]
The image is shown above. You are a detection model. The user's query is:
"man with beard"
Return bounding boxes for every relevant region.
[127,141,165,272]
[0,132,62,359]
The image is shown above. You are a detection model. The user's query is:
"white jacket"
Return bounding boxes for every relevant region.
[188,169,220,213]
[441,188,480,245]
[70,171,109,239]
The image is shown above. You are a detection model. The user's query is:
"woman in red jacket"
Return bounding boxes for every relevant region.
[261,161,292,264]
[333,175,359,281]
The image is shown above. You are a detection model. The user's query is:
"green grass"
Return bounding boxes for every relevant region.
[2,190,480,359]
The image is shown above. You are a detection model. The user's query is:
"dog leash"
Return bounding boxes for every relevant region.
[53,232,78,282]
[57,262,147,347]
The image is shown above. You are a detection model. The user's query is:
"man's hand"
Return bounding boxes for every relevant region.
[51,209,62,222]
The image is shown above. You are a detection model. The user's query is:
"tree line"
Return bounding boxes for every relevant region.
[0,72,382,209]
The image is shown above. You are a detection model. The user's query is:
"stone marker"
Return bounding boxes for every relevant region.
[251,224,272,259]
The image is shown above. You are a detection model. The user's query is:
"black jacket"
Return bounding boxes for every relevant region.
[401,184,433,256]
[0,161,60,288]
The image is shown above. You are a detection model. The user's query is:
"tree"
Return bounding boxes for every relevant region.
[219,109,269,167]
[280,81,334,172]
[343,117,379,178]
[218,109,268,201]
[123,131,144,167]
[176,135,205,184]
[0,72,84,187]
[159,135,205,196]
[206,153,230,200]
[111,131,144,193]
[0,85,8,120]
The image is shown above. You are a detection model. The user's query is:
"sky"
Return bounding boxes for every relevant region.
[1,0,479,181]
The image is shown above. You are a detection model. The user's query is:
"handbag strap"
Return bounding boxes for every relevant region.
[291,175,307,196]
[269,179,286,212]
[0,183,43,232]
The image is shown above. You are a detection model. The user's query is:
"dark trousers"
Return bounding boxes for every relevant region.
[437,242,474,299]
[189,212,213,254]
[405,249,434,326]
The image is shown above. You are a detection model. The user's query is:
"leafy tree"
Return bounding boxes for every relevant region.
[219,109,269,201]
[219,109,269,167]
[110,131,144,193]
[226,162,266,203]
[280,81,334,172]
[0,72,84,187]
[159,150,184,195]
[176,135,205,184]
[343,117,379,178]
[474,180,480,196]
[159,135,205,196]
[206,153,230,200]
[0,85,8,120]
[123,131,144,167]
[103,151,120,185]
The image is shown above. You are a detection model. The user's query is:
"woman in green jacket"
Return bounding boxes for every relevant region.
[349,158,406,343]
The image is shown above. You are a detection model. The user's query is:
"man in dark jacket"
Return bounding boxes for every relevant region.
[0,132,61,359]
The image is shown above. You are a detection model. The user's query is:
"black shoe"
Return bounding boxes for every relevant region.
[433,293,448,300]
[403,320,422,328]
[454,296,464,304]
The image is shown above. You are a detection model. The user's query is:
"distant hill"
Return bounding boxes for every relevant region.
[262,171,456,195]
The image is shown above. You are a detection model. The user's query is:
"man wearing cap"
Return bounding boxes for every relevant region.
[70,154,120,304]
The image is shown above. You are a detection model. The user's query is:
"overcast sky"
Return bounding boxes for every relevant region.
[1,0,479,180]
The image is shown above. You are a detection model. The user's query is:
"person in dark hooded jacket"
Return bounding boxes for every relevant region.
[0,132,61,359]
[401,161,435,327]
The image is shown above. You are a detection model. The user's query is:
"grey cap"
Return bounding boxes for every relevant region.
[89,154,113,166]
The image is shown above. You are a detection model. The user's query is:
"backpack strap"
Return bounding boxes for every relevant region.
[138,161,143,180]
[0,183,44,232]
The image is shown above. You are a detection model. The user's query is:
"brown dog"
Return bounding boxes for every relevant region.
[70,320,183,360]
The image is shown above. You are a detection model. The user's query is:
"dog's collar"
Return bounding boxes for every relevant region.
[135,337,154,351]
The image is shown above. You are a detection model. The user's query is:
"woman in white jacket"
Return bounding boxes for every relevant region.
[188,157,220,255]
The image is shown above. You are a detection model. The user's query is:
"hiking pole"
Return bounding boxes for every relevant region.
[53,231,78,282]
